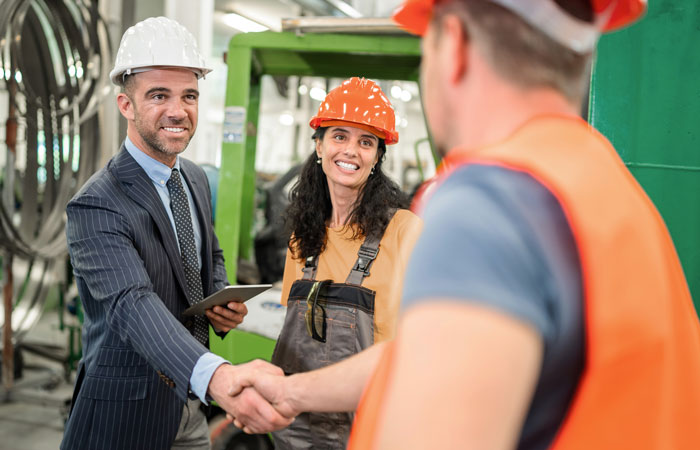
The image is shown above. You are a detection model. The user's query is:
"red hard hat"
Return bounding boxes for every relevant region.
[393,0,647,52]
[309,77,399,145]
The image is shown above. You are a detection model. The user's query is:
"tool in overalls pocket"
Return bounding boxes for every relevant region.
[305,279,332,342]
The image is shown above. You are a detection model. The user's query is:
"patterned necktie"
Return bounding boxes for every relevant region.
[167,168,209,345]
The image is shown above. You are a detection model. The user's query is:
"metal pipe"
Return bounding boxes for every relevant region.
[3,253,13,392]
[2,78,17,392]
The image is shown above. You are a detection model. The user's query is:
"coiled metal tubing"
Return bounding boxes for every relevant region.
[0,0,111,342]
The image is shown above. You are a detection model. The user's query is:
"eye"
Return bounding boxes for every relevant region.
[185,94,198,102]
[152,93,166,101]
[361,139,374,147]
[333,134,346,141]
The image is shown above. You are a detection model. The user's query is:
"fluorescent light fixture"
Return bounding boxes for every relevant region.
[14,71,22,83]
[326,0,362,18]
[310,87,327,101]
[222,13,268,33]
[279,113,294,126]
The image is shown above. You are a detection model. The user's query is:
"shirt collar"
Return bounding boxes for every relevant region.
[124,137,181,187]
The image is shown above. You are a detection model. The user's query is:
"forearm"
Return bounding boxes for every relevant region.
[287,341,387,412]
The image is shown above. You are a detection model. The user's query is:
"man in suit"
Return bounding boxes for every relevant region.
[60,17,291,450]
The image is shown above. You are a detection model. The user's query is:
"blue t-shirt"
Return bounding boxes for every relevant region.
[403,164,584,450]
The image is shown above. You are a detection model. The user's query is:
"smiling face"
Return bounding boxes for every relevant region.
[316,126,380,196]
[117,68,199,167]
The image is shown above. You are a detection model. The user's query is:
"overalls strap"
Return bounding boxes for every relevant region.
[345,235,381,285]
[301,256,318,281]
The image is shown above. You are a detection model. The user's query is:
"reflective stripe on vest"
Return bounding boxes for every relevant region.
[349,116,700,449]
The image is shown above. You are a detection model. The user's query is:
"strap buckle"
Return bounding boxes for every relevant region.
[353,245,379,274]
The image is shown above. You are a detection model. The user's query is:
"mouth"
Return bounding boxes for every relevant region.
[335,160,359,171]
[162,126,187,134]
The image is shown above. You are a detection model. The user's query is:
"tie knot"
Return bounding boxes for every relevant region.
[167,168,183,191]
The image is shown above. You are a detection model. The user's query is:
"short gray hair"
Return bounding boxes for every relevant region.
[432,0,594,104]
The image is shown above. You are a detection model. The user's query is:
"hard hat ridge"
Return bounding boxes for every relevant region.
[109,16,212,86]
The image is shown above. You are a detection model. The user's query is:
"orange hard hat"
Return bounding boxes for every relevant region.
[393,0,647,53]
[309,77,399,145]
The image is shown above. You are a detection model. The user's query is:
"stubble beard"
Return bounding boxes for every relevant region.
[133,109,193,158]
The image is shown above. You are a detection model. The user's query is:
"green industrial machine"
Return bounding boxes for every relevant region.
[590,0,700,311]
[211,31,422,362]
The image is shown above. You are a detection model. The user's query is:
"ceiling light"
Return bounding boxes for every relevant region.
[279,113,294,126]
[390,85,402,99]
[310,87,327,101]
[298,84,308,96]
[222,13,268,33]
[326,0,363,18]
[400,90,412,102]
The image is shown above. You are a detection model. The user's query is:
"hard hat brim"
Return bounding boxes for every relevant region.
[109,65,213,86]
[392,0,434,36]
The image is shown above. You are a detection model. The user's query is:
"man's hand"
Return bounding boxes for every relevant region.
[207,301,247,333]
[229,372,299,431]
[207,361,293,434]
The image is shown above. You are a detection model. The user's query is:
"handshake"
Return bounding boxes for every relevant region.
[207,359,299,434]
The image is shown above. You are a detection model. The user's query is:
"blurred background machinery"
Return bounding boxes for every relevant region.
[0,0,111,391]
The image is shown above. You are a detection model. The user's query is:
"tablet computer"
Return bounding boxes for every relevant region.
[182,284,273,317]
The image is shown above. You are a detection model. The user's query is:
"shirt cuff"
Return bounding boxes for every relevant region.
[190,352,229,404]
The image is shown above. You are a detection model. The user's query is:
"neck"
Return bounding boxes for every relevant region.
[327,184,360,229]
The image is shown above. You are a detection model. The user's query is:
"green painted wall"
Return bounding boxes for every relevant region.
[590,0,700,311]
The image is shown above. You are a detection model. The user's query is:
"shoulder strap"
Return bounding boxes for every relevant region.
[302,255,318,281]
[345,235,381,285]
[345,209,398,286]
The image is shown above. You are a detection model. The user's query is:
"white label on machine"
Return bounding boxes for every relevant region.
[222,106,246,143]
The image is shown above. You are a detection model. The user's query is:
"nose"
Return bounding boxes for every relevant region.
[166,98,187,121]
[343,140,359,156]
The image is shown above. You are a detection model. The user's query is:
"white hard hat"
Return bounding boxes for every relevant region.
[109,16,212,86]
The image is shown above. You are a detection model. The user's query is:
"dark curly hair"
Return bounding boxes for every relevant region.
[285,127,409,261]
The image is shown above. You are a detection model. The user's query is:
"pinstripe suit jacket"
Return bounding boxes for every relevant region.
[61,146,229,450]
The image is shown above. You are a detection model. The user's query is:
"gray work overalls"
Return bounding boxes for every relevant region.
[271,232,384,449]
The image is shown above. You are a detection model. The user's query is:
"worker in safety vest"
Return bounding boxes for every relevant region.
[227,1,700,448]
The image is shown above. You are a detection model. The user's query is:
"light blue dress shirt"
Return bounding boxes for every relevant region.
[125,138,227,403]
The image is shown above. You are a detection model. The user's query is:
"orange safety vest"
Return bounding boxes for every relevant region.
[349,116,700,449]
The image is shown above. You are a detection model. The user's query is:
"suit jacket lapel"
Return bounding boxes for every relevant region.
[109,146,190,300]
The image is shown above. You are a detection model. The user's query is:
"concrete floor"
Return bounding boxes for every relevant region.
[0,312,74,450]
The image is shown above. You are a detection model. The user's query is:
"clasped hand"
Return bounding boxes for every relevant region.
[208,360,297,434]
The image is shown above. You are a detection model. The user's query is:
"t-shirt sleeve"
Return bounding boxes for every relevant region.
[279,247,298,306]
[402,166,561,342]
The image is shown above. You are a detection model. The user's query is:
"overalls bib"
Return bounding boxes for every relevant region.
[270,232,384,449]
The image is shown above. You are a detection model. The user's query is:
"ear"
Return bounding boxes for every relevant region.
[117,93,135,121]
[440,14,468,85]
[315,138,323,159]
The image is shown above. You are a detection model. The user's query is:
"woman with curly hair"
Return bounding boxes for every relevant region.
[270,77,422,449]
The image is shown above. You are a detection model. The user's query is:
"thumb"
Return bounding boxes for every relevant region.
[227,369,256,396]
